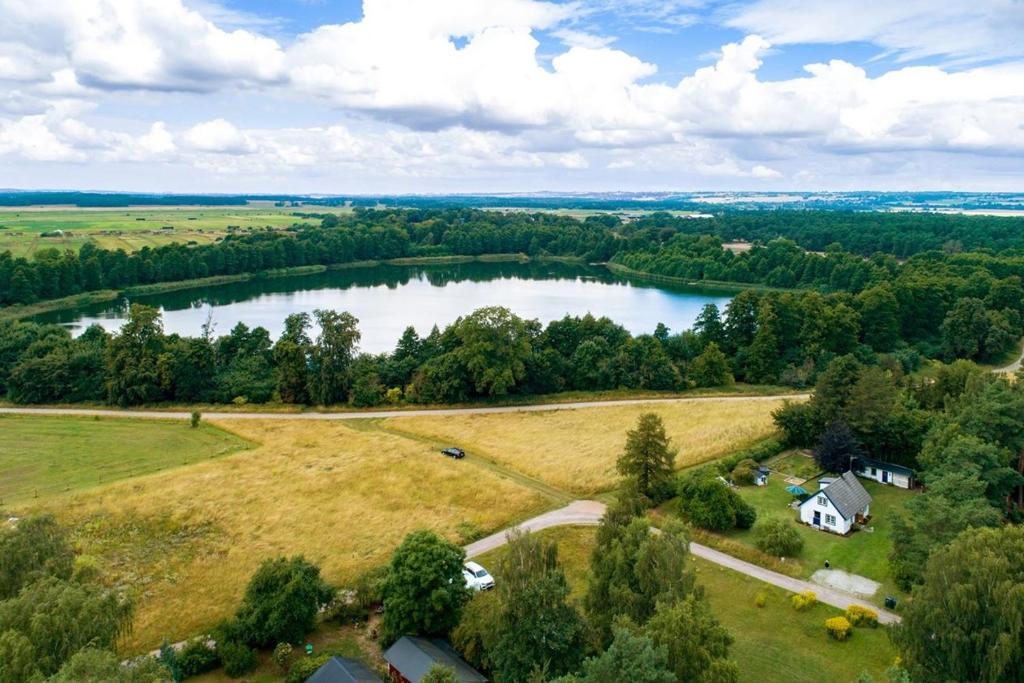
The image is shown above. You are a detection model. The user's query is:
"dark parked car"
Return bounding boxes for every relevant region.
[441,447,466,459]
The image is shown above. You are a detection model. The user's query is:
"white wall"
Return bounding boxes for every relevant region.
[856,466,912,489]
[799,493,852,535]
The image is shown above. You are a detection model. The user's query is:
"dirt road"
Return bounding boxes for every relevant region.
[0,393,807,421]
[464,500,901,624]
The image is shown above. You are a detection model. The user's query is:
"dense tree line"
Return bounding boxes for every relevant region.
[628,210,1024,257]
[2,272,1022,408]
[4,207,1024,314]
[0,208,618,306]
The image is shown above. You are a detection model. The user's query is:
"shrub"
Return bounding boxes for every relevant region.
[730,458,760,485]
[754,592,767,608]
[734,499,757,529]
[218,639,257,678]
[284,654,331,683]
[678,474,756,532]
[190,411,201,428]
[846,605,879,628]
[791,591,817,611]
[273,642,293,672]
[825,616,852,641]
[353,565,389,611]
[753,518,805,557]
[177,639,219,678]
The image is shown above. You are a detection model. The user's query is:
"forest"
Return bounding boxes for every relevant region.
[1,207,1023,409]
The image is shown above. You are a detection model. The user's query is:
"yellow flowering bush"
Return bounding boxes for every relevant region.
[791,591,817,611]
[825,616,852,641]
[846,604,879,627]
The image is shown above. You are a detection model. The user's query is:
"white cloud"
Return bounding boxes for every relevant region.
[0,0,286,92]
[725,0,1024,64]
[182,118,252,153]
[0,0,1022,190]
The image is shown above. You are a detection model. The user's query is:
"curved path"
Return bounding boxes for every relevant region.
[464,500,901,625]
[0,393,807,421]
[995,346,1024,374]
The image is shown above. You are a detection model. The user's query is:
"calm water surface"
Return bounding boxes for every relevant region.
[34,262,733,353]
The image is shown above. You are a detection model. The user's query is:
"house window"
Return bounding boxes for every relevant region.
[817,496,827,507]
[871,467,877,476]
[825,514,837,526]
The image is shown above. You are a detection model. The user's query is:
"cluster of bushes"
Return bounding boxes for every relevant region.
[752,518,804,557]
[0,515,170,682]
[846,605,879,628]
[677,473,757,532]
[791,591,818,611]
[822,606,878,643]
[211,556,335,677]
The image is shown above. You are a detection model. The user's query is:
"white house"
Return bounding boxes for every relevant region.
[855,456,913,489]
[798,472,872,535]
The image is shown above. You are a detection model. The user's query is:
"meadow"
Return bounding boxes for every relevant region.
[0,205,351,256]
[384,398,788,495]
[0,414,249,506]
[476,526,898,683]
[18,418,549,651]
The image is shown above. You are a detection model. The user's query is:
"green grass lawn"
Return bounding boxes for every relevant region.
[476,526,897,683]
[765,450,823,481]
[0,415,250,507]
[725,476,916,595]
[694,557,898,683]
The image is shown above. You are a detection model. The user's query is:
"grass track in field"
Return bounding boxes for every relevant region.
[476,526,897,683]
[385,398,788,495]
[0,414,249,506]
[24,418,549,652]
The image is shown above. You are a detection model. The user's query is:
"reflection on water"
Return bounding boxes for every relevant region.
[32,261,733,353]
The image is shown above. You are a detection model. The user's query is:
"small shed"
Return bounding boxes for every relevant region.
[855,456,913,489]
[383,637,486,683]
[799,472,872,535]
[754,466,770,486]
[306,656,380,683]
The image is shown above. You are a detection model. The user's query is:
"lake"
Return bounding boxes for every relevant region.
[32,261,734,353]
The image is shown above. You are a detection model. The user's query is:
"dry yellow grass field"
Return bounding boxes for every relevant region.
[23,419,548,652]
[384,398,789,495]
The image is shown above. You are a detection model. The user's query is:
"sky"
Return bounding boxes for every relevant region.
[0,0,1022,194]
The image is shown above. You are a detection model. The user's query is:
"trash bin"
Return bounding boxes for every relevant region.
[884,596,897,609]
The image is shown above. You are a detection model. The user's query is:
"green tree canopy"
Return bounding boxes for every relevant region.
[381,530,469,645]
[234,555,335,648]
[49,648,171,683]
[490,530,586,682]
[585,517,697,647]
[0,514,74,601]
[308,309,361,405]
[617,413,677,502]
[0,577,132,676]
[555,625,675,683]
[646,595,738,683]
[894,526,1024,683]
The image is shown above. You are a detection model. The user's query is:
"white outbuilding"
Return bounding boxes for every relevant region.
[855,456,914,490]
[798,472,872,535]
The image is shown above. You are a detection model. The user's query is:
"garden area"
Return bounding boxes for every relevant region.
[722,472,917,598]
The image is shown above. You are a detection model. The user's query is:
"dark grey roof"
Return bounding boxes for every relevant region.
[383,637,487,683]
[857,456,914,477]
[823,472,872,520]
[306,656,380,683]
